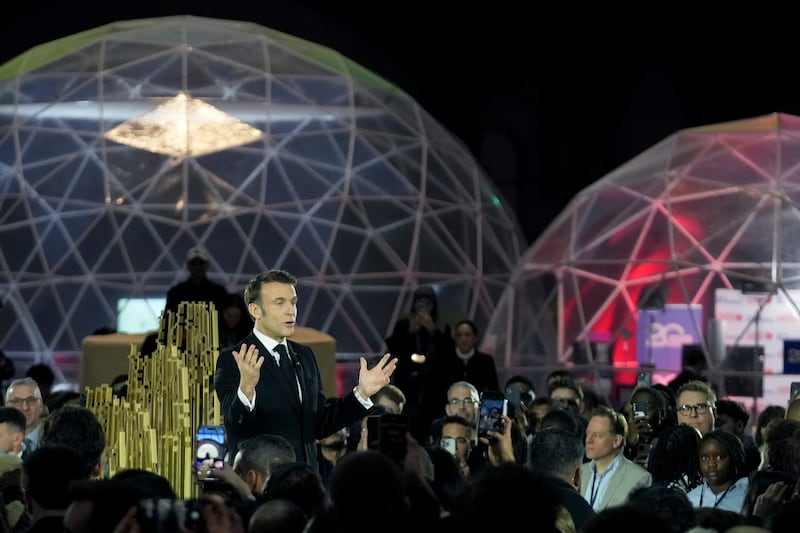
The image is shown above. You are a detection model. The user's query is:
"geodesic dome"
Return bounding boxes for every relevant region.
[0,15,524,380]
[485,113,800,397]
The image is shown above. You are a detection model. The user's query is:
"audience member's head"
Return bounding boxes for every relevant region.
[626,485,696,533]
[765,423,800,479]
[233,433,296,495]
[527,427,584,488]
[22,445,87,515]
[40,405,106,478]
[529,396,557,432]
[424,445,466,514]
[249,498,308,533]
[63,477,150,533]
[759,417,800,471]
[676,380,716,435]
[539,406,581,436]
[694,507,745,533]
[698,429,747,487]
[5,377,44,435]
[455,461,561,533]
[371,384,406,415]
[582,503,672,533]
[548,376,583,415]
[263,461,328,520]
[0,407,26,454]
[647,423,703,491]
[111,468,177,499]
[327,450,409,533]
[756,404,786,447]
[24,364,55,402]
[715,399,750,438]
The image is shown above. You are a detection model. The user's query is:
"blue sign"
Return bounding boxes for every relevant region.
[636,305,703,370]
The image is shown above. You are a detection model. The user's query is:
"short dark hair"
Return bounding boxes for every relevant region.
[23,445,87,509]
[715,399,749,426]
[244,269,297,309]
[234,433,296,480]
[25,364,55,388]
[527,427,584,480]
[0,407,25,434]
[40,405,106,478]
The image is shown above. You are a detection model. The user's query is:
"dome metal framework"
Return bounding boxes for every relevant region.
[0,15,525,379]
[486,113,800,395]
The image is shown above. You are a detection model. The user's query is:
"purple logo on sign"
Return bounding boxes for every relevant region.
[636,305,703,370]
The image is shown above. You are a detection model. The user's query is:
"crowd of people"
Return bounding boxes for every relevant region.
[2,261,800,532]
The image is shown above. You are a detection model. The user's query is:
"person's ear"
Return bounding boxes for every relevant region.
[572,467,581,489]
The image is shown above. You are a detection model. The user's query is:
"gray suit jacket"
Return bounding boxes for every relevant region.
[580,454,652,510]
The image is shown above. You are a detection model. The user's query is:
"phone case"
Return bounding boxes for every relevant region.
[478,391,507,437]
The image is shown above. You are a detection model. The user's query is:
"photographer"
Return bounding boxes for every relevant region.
[623,386,672,467]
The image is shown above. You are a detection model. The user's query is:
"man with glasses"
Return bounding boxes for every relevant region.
[428,381,479,444]
[676,380,716,435]
[5,377,44,456]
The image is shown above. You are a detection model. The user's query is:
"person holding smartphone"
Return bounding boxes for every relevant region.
[215,269,398,467]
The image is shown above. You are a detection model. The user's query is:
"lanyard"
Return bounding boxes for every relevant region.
[589,472,601,507]
[699,482,733,508]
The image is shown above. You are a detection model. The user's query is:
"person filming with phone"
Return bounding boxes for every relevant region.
[215,269,398,467]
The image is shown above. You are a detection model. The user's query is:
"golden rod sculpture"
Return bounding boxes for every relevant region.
[84,301,220,498]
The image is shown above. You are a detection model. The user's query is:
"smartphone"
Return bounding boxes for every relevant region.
[478,390,508,439]
[636,441,652,457]
[632,401,649,420]
[195,425,226,480]
[636,371,652,388]
[791,381,800,401]
[440,436,456,456]
[366,413,408,465]
[505,387,522,411]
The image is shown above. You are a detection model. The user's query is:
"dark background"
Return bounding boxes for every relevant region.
[4,3,800,244]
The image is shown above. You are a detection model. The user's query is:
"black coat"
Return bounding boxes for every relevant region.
[215,333,368,466]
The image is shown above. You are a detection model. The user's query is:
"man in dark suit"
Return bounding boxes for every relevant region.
[215,269,397,467]
[528,427,596,531]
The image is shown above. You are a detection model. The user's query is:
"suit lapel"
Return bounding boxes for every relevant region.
[250,335,303,416]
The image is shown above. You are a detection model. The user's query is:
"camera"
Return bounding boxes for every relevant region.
[137,498,205,532]
[477,390,507,440]
[366,413,408,465]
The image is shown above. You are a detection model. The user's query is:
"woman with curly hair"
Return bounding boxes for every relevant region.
[686,429,749,513]
[646,423,703,492]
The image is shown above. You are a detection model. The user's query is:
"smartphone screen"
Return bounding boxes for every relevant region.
[195,425,225,480]
[632,401,648,420]
[478,391,507,439]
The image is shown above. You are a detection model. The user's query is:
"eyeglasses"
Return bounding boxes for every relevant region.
[678,403,711,416]
[449,398,477,407]
[7,396,40,407]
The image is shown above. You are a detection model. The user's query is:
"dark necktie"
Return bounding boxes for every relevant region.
[275,344,298,395]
